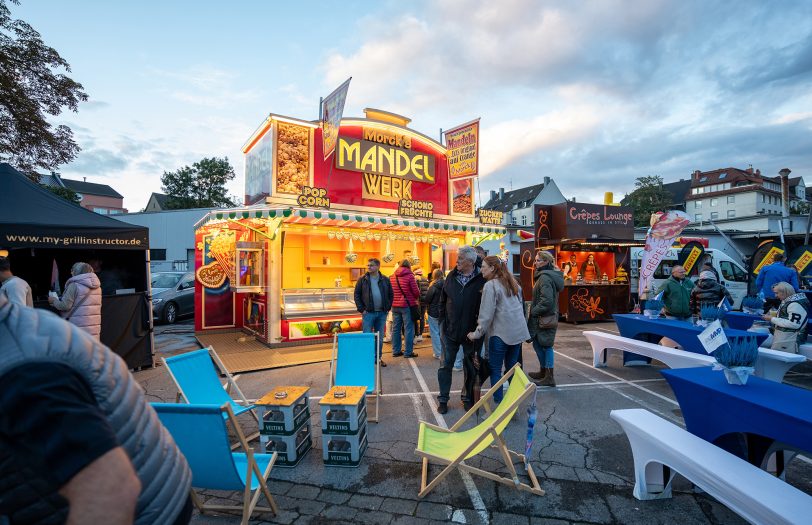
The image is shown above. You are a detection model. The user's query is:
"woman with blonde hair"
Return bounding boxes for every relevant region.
[763,281,810,353]
[467,256,530,403]
[48,261,102,339]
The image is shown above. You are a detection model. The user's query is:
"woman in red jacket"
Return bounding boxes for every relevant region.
[390,259,421,358]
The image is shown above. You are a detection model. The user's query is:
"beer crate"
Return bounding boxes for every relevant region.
[319,386,367,435]
[256,386,310,436]
[262,422,312,467]
[321,426,368,467]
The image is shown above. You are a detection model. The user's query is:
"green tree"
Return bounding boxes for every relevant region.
[161,157,238,209]
[621,175,673,227]
[0,0,88,179]
[46,184,80,204]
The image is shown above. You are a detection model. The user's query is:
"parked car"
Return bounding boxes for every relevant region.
[151,271,194,324]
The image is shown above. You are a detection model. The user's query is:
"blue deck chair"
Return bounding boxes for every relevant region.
[152,403,278,524]
[162,347,259,444]
[330,332,381,422]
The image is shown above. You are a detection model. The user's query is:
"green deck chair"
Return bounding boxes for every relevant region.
[415,364,544,498]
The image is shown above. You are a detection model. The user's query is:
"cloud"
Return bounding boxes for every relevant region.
[67,148,129,174]
[150,65,263,109]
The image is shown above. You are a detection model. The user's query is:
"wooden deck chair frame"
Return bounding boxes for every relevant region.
[329,332,381,423]
[156,402,278,525]
[415,363,544,498]
[162,346,260,446]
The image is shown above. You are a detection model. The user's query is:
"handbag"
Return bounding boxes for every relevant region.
[395,275,421,322]
[537,313,558,330]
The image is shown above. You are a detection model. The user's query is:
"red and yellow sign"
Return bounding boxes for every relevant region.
[445,119,480,180]
[682,246,703,273]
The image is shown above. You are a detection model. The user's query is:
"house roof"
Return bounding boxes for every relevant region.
[147,192,170,208]
[690,167,761,188]
[61,178,123,199]
[662,179,692,203]
[481,183,546,212]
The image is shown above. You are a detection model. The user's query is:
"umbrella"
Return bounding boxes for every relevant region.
[525,386,539,471]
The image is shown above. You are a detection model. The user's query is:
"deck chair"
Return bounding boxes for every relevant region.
[414,363,544,498]
[329,332,381,423]
[162,347,259,444]
[152,403,278,525]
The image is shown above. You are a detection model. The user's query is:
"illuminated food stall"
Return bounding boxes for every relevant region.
[194,108,504,347]
[519,202,639,323]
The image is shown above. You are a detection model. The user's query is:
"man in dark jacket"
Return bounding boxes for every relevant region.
[657,265,694,320]
[354,258,394,366]
[414,268,429,342]
[437,245,486,414]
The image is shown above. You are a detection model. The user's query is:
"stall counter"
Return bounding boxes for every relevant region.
[559,283,630,323]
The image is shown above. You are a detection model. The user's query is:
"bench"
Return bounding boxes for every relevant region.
[610,409,812,524]
[585,331,803,382]
[800,343,812,360]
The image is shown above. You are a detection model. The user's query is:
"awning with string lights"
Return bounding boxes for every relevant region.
[194,207,506,236]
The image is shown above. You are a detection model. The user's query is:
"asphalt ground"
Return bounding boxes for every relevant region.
[140,320,812,525]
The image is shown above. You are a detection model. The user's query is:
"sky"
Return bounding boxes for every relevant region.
[11,0,812,212]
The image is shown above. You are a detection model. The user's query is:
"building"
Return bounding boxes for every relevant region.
[144,192,170,212]
[685,166,806,224]
[661,179,692,212]
[477,177,567,272]
[40,173,127,215]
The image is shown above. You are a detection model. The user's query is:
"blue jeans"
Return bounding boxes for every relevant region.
[532,339,554,368]
[488,336,521,403]
[391,307,415,356]
[362,311,387,359]
[428,316,463,367]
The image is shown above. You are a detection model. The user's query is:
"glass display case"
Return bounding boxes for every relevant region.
[234,241,264,292]
[282,288,357,319]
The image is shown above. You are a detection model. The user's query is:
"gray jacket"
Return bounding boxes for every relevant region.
[0,296,191,524]
[470,279,530,345]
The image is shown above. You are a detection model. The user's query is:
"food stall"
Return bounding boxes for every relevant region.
[194,109,504,348]
[519,202,639,323]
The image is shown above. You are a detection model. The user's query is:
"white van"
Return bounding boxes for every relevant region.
[629,248,749,308]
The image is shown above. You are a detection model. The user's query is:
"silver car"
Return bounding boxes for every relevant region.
[151,271,195,324]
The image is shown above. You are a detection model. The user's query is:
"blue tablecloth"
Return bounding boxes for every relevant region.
[724,311,763,331]
[613,314,768,356]
[662,367,812,466]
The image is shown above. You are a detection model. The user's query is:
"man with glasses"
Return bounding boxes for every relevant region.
[354,258,394,366]
[657,265,694,321]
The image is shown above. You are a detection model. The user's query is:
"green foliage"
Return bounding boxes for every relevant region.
[621,176,673,227]
[46,184,80,204]
[0,0,88,180]
[161,157,238,209]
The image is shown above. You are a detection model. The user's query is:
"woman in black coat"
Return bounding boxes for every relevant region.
[690,270,733,315]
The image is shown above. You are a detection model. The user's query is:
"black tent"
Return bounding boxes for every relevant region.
[1,163,153,368]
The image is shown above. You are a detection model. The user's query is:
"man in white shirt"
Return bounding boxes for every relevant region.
[0,257,33,307]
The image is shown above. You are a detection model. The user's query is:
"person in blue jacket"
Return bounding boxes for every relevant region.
[755,253,799,312]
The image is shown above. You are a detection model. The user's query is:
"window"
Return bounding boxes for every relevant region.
[710,198,718,207]
[521,215,527,226]
[719,172,727,179]
[694,213,703,222]
[762,194,766,203]
[719,261,748,282]
[150,249,167,261]
[692,188,699,195]
[710,212,719,220]
[727,195,735,204]
[92,207,109,214]
[511,215,517,225]
[694,200,702,209]
[699,176,708,182]
[727,210,736,218]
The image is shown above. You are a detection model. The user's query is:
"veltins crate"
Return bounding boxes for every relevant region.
[256,386,310,435]
[319,386,367,435]
[322,426,368,467]
[262,422,312,467]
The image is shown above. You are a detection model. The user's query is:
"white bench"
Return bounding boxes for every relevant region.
[584,331,803,382]
[585,331,715,369]
[799,343,812,360]
[610,409,812,524]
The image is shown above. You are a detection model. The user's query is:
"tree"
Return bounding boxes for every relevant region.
[161,157,237,209]
[46,184,80,204]
[0,0,88,179]
[620,175,673,227]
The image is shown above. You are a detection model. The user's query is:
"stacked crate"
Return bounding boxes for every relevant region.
[255,386,312,467]
[320,386,368,467]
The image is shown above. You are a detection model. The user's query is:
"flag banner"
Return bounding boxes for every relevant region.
[444,119,480,180]
[719,296,732,311]
[677,240,705,275]
[638,211,691,298]
[698,320,728,354]
[321,77,351,160]
[787,244,812,278]
[748,240,784,294]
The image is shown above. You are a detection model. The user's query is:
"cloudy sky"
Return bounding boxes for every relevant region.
[12,0,812,211]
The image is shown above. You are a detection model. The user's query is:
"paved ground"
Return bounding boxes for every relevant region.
[140,320,812,524]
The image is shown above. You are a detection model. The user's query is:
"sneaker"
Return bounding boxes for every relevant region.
[415,335,424,342]
[392,352,404,358]
[383,337,391,343]
[453,366,463,372]
[437,402,448,414]
[379,360,387,367]
[404,353,418,358]
[433,354,441,360]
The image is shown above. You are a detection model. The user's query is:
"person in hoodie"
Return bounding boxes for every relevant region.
[526,251,564,386]
[690,270,733,316]
[436,245,486,414]
[763,281,810,354]
[414,267,430,342]
[467,256,530,403]
[390,259,420,358]
[48,261,102,340]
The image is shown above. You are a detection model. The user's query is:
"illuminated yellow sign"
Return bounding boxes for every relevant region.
[362,173,412,202]
[794,250,812,274]
[398,199,434,219]
[478,209,503,225]
[682,246,703,273]
[753,247,784,275]
[336,137,435,183]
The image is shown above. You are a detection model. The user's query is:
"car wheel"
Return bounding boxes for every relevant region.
[163,302,178,324]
